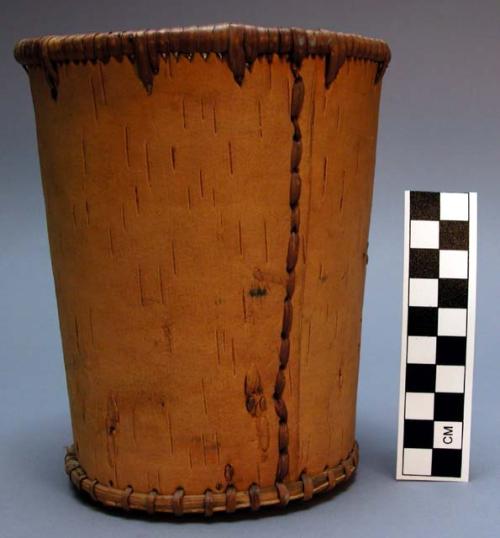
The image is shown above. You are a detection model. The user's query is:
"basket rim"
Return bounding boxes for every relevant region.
[13,23,391,69]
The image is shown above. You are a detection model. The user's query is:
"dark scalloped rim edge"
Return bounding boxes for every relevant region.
[14,23,390,98]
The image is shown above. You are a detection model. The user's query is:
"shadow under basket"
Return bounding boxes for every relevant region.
[14,24,390,516]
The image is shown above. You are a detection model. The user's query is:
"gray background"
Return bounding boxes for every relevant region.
[1,1,499,536]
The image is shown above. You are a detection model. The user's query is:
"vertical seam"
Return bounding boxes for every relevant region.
[274,63,304,484]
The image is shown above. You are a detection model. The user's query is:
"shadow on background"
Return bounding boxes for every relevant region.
[357,414,398,480]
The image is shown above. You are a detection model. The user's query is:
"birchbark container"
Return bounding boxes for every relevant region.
[14,24,390,515]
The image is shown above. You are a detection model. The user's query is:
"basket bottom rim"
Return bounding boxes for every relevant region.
[64,441,359,516]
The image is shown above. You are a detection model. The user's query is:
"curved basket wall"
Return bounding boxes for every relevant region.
[15,25,390,515]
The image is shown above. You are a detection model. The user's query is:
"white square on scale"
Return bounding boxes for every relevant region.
[433,422,463,449]
[403,448,433,476]
[407,336,437,364]
[440,193,469,221]
[438,308,467,336]
[410,220,440,249]
[439,250,468,279]
[405,392,435,420]
[409,278,438,307]
[435,365,465,393]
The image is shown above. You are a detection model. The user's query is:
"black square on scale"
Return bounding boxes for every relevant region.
[408,307,438,336]
[406,364,436,392]
[432,449,462,478]
[434,393,464,422]
[440,221,469,250]
[409,249,440,279]
[436,336,467,365]
[438,279,468,308]
[404,419,434,448]
[410,192,440,220]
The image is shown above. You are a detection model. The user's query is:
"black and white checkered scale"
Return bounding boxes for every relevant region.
[399,191,474,479]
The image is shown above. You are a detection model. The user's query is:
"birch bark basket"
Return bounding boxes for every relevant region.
[14,24,390,515]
